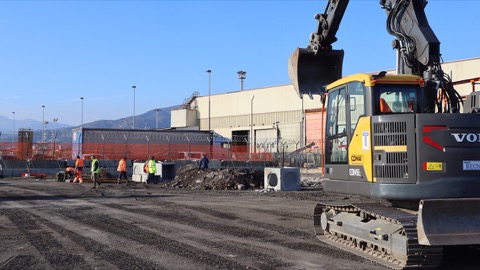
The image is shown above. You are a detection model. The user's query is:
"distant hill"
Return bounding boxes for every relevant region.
[84,106,174,130]
[0,106,176,143]
[0,115,71,133]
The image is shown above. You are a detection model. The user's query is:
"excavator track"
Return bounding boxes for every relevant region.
[314,202,443,269]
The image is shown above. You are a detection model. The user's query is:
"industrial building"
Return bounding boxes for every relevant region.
[171,58,480,165]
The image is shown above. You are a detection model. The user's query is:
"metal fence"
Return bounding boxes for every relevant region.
[0,137,323,169]
[0,142,72,161]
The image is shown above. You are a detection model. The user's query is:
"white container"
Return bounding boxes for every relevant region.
[131,174,146,183]
[132,162,176,183]
[264,167,301,191]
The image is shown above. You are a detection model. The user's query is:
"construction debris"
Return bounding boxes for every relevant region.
[163,164,264,190]
[162,164,324,190]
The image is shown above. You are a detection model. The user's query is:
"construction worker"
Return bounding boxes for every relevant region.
[199,154,209,170]
[117,157,128,184]
[73,155,84,183]
[65,166,75,180]
[146,156,157,184]
[91,155,101,188]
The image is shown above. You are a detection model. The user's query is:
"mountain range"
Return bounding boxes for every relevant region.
[0,106,177,143]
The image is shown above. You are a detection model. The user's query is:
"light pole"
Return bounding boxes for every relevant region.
[301,95,305,148]
[206,70,211,132]
[80,97,84,129]
[42,105,45,158]
[237,71,247,91]
[123,134,128,158]
[273,121,279,153]
[250,95,255,157]
[42,105,45,142]
[155,108,161,129]
[132,85,136,129]
[52,118,58,158]
[12,111,15,143]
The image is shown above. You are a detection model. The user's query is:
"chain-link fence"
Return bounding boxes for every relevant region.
[0,142,72,161]
[0,141,322,169]
[1,128,323,170]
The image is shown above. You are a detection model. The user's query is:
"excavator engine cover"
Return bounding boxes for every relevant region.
[288,47,344,97]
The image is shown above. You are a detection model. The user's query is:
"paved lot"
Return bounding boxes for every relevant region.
[0,178,478,269]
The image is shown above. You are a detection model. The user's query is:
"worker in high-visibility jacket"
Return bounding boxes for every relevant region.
[91,155,101,188]
[146,156,157,184]
[73,155,84,184]
[117,157,128,184]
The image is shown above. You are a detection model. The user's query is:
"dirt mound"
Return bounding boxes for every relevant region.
[164,164,264,190]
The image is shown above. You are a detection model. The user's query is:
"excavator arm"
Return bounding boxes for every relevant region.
[307,0,349,54]
[288,0,349,98]
[289,0,462,112]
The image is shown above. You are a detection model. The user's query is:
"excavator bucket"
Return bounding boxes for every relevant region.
[417,198,480,246]
[288,47,344,97]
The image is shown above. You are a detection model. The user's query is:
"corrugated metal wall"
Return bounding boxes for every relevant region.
[442,58,480,96]
[305,109,325,152]
[171,109,198,128]
[194,85,322,131]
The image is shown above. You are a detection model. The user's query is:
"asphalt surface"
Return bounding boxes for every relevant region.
[0,177,479,270]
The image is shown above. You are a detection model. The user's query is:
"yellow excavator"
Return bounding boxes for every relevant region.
[289,0,480,268]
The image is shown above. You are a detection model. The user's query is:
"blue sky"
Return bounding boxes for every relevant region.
[1,0,478,127]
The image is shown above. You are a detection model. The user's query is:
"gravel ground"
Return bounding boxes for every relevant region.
[0,176,479,270]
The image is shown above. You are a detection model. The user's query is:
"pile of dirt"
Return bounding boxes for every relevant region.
[164,164,264,190]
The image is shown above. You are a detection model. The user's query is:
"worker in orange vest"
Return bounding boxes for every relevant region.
[73,155,84,183]
[65,166,75,179]
[117,157,128,184]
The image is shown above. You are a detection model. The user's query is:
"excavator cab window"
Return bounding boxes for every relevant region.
[325,82,365,165]
[375,85,421,115]
[325,87,348,164]
[348,82,365,131]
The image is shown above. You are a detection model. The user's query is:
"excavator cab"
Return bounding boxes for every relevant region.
[323,73,425,183]
[321,73,480,259]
